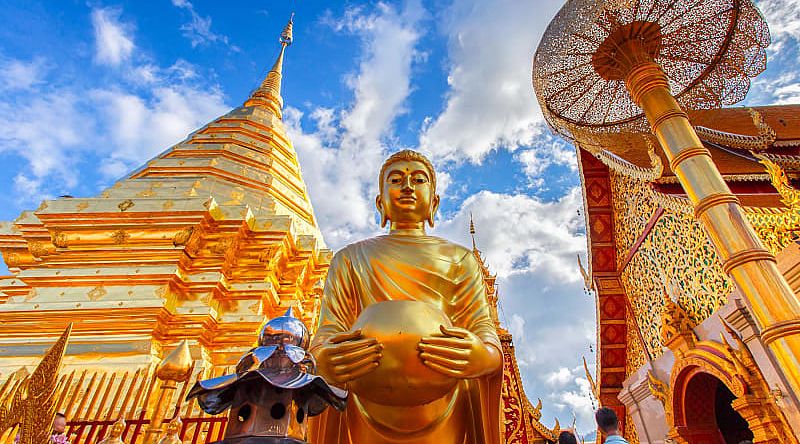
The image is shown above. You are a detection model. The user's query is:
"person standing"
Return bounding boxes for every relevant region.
[51,412,70,444]
[558,430,579,444]
[595,407,629,443]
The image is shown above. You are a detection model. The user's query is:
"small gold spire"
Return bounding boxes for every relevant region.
[469,212,477,251]
[245,13,295,118]
[155,340,192,382]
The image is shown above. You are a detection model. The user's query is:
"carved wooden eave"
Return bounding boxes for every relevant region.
[576,148,632,436]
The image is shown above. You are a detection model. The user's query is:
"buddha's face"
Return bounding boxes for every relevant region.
[377,160,439,227]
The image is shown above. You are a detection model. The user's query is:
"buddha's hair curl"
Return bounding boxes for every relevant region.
[378,150,436,193]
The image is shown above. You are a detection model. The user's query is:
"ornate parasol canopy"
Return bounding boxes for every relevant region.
[533,0,770,145]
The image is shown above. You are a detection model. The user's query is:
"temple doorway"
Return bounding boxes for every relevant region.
[680,372,754,444]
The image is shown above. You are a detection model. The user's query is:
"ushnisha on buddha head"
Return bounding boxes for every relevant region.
[376,150,440,231]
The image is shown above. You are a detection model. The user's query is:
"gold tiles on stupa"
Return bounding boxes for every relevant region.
[0,16,328,374]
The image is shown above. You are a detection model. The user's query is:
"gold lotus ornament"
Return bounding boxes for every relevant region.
[348,300,457,407]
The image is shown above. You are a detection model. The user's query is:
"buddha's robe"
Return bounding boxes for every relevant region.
[308,234,502,444]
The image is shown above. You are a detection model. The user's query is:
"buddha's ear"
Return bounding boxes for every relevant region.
[427,194,440,228]
[376,194,389,228]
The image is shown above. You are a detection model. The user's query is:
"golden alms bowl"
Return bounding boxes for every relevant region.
[349,300,458,406]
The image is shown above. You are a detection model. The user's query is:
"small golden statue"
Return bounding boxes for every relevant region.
[309,150,503,444]
[98,419,126,444]
[156,417,182,444]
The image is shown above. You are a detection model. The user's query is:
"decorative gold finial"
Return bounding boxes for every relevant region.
[469,212,477,251]
[280,13,294,45]
[245,13,296,117]
[156,340,192,382]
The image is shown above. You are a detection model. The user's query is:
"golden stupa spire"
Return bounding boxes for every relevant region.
[245,13,294,118]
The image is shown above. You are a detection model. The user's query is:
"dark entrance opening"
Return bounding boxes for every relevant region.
[682,372,754,444]
[715,383,753,444]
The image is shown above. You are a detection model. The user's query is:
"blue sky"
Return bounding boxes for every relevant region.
[1,0,799,435]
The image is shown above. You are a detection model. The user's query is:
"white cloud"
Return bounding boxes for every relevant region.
[0,89,93,198]
[0,57,46,91]
[757,0,800,47]
[91,7,134,66]
[430,188,596,432]
[434,188,586,279]
[286,0,425,248]
[0,6,229,203]
[91,83,228,178]
[744,1,800,106]
[171,0,238,50]
[418,0,563,163]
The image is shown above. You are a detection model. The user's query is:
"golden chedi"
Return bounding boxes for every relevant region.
[308,150,503,444]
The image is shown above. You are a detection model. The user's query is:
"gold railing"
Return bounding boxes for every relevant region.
[0,365,231,444]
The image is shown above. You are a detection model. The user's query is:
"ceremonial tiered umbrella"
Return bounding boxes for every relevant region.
[533,0,800,397]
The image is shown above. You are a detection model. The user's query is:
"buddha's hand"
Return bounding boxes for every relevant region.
[315,329,383,385]
[418,325,502,379]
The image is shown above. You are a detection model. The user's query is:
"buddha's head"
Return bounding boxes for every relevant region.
[376,150,439,230]
[109,419,125,439]
[165,417,182,436]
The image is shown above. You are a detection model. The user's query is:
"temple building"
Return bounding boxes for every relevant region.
[578,106,800,443]
[0,18,560,444]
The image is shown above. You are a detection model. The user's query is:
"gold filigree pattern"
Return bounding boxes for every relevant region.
[610,171,658,265]
[649,186,798,255]
[626,310,647,373]
[614,173,733,358]
[625,414,640,444]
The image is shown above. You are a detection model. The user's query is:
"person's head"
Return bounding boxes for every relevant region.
[595,407,620,435]
[558,430,579,444]
[376,150,439,230]
[52,412,67,434]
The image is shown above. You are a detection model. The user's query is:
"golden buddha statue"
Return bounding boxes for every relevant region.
[156,417,182,444]
[97,419,125,444]
[308,150,503,444]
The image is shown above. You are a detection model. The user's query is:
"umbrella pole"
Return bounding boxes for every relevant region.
[626,60,800,400]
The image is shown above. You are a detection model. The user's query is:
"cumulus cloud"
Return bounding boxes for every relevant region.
[757,0,800,47]
[745,1,800,105]
[435,188,585,279]
[431,188,596,431]
[171,0,238,50]
[0,89,93,197]
[418,0,563,163]
[0,8,228,203]
[91,7,134,66]
[91,80,228,178]
[286,0,425,248]
[0,57,46,91]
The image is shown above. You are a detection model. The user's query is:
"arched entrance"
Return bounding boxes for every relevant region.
[674,369,753,444]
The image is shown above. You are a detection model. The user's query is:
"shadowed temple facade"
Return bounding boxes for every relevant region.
[0,17,560,444]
